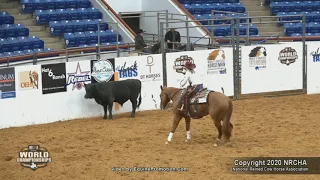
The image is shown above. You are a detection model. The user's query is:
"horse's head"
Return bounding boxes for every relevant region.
[160,85,170,110]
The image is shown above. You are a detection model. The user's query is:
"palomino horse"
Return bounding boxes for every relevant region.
[159,85,233,146]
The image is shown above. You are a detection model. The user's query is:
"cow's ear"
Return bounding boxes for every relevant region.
[160,85,163,91]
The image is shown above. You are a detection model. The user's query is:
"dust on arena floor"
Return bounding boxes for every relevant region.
[0,93,319,180]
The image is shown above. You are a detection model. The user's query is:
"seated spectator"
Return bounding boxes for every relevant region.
[134,29,147,52]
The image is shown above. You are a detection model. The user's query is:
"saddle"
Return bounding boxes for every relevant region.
[187,84,210,104]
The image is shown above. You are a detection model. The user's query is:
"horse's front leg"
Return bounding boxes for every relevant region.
[165,115,183,144]
[185,117,191,143]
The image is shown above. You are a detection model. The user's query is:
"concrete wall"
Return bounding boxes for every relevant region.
[90,0,135,43]
[104,0,142,13]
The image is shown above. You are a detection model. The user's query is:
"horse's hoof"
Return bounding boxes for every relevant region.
[185,139,191,143]
[216,138,221,142]
[214,143,218,147]
[165,141,170,145]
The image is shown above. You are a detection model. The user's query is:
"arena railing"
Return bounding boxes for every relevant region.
[0,0,137,65]
[158,15,315,98]
[171,0,212,37]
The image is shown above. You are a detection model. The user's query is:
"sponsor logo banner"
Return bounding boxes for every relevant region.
[41,63,67,94]
[66,61,91,91]
[91,59,115,83]
[0,67,16,99]
[115,60,139,80]
[207,50,227,74]
[19,70,39,91]
[310,47,320,62]
[278,47,298,66]
[249,46,267,70]
[139,56,161,82]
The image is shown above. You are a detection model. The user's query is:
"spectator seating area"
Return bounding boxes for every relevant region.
[270,0,320,36]
[21,0,123,48]
[178,0,259,37]
[0,11,53,59]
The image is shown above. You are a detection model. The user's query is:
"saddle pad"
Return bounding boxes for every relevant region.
[190,90,211,104]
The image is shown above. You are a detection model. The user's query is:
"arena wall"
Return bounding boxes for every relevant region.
[1,42,320,129]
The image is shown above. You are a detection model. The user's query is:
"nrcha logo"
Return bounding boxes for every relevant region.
[249,46,267,70]
[173,55,195,74]
[207,50,227,74]
[310,47,320,62]
[278,47,298,66]
[17,145,52,171]
[67,62,91,90]
[92,60,114,82]
[116,61,138,78]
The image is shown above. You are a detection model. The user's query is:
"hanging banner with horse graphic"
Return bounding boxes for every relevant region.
[114,54,163,113]
[241,43,303,94]
[166,49,234,96]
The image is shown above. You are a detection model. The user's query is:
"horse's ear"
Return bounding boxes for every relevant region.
[160,85,163,90]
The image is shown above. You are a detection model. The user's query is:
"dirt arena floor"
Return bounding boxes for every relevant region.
[0,94,319,180]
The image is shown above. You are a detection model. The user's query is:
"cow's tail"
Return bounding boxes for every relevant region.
[137,86,142,109]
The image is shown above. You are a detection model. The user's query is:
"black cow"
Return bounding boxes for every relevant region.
[84,79,142,120]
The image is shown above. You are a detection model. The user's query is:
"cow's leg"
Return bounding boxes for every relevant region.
[130,98,138,118]
[103,105,108,120]
[108,103,113,120]
[108,98,115,120]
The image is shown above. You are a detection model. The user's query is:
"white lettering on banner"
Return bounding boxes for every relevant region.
[278,47,298,66]
[66,61,91,91]
[42,68,65,80]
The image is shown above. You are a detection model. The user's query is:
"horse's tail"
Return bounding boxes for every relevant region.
[222,99,233,141]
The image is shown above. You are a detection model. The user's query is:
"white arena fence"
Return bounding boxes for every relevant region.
[0,41,319,129]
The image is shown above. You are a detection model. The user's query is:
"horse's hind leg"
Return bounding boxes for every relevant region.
[209,112,223,146]
[214,120,222,141]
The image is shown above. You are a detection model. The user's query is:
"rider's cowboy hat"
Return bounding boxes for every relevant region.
[137,29,145,34]
[185,62,196,70]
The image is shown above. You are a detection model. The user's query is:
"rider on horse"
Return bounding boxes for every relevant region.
[174,61,196,116]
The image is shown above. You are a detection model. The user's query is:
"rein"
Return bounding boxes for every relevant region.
[165,89,181,101]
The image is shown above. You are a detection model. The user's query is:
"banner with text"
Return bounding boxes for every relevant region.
[307,43,320,94]
[114,54,163,113]
[0,67,16,99]
[166,49,234,95]
[66,61,91,92]
[41,63,67,95]
[90,58,115,83]
[241,43,303,94]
